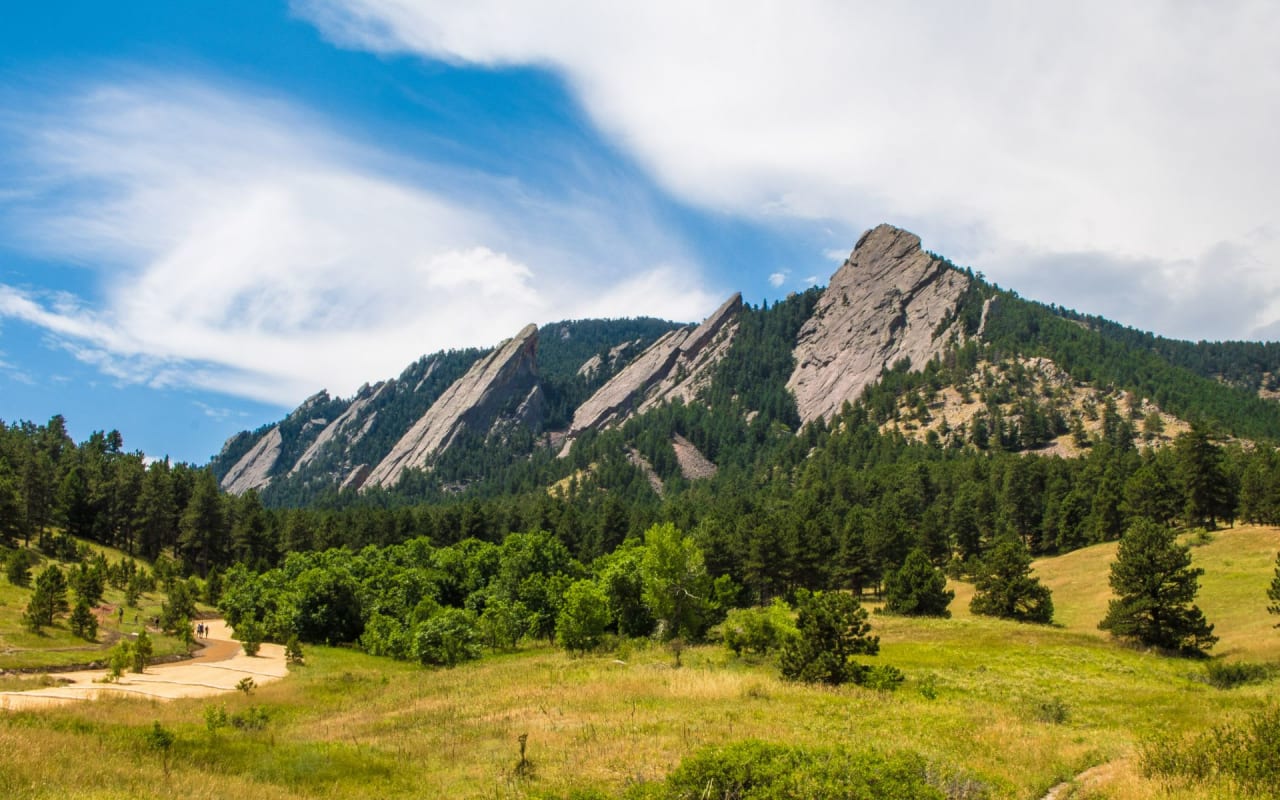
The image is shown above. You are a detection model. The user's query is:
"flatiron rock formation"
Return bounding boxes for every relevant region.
[363,324,540,489]
[561,293,742,452]
[788,224,969,424]
[289,381,390,475]
[220,426,283,495]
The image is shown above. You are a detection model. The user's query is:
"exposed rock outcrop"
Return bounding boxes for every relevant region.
[363,324,541,489]
[561,294,742,453]
[289,381,390,475]
[787,225,970,424]
[220,426,283,495]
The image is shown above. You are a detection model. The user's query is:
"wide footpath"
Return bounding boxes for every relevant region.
[0,620,287,710]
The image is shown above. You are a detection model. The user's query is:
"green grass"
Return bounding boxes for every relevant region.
[1,527,1278,798]
[0,543,191,670]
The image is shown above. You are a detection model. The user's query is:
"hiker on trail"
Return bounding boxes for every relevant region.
[118,608,124,623]
[197,623,204,638]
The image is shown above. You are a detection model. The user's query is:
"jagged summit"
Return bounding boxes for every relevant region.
[361,323,540,490]
[788,224,970,424]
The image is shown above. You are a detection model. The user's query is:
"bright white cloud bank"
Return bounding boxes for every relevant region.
[300,0,1280,340]
[0,79,718,404]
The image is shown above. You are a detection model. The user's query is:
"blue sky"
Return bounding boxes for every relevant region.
[2,1,1278,463]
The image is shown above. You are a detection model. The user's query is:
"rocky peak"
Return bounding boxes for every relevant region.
[561,293,742,453]
[362,324,541,489]
[787,224,970,425]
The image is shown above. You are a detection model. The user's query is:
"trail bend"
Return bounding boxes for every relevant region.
[0,619,288,710]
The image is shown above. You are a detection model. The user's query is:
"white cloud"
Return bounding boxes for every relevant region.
[768,271,787,288]
[297,0,1280,340]
[0,77,721,405]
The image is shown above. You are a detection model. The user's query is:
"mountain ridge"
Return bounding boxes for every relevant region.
[211,223,1280,506]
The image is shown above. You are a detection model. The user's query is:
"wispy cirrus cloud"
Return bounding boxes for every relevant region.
[0,76,720,405]
[296,0,1280,340]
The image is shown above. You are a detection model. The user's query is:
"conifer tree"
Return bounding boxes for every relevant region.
[779,590,879,685]
[1267,552,1280,627]
[1099,519,1216,654]
[884,548,953,618]
[970,537,1054,623]
[23,564,69,630]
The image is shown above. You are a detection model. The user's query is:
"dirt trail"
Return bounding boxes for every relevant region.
[1041,761,1120,800]
[0,619,288,711]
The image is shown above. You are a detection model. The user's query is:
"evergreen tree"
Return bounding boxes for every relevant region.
[23,564,69,630]
[68,596,97,641]
[1268,552,1280,628]
[1173,426,1233,529]
[1098,519,1217,655]
[778,590,879,685]
[883,548,953,618]
[969,537,1054,623]
[178,469,227,576]
[5,549,35,587]
[136,459,177,561]
[132,629,153,672]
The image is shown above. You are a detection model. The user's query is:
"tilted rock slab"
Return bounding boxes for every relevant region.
[788,224,969,425]
[289,380,390,475]
[220,426,283,495]
[560,293,742,454]
[363,324,540,489]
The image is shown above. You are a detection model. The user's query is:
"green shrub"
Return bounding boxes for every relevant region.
[1142,707,1280,797]
[721,599,796,657]
[230,705,270,731]
[1202,661,1272,690]
[655,740,948,799]
[234,617,263,656]
[1033,696,1069,725]
[863,664,906,692]
[413,608,481,667]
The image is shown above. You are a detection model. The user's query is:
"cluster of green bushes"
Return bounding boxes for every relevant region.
[1142,707,1280,797]
[218,522,735,667]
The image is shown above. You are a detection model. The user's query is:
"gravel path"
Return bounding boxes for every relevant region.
[0,619,288,710]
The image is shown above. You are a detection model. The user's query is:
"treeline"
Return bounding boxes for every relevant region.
[8,400,1273,596]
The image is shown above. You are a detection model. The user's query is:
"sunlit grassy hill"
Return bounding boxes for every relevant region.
[1017,524,1280,662]
[0,540,192,672]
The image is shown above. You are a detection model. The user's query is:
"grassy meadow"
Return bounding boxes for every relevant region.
[1,526,1278,799]
[0,543,192,671]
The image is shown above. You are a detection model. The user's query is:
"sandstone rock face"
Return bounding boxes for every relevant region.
[788,224,969,425]
[561,293,742,453]
[364,324,540,489]
[220,426,283,495]
[289,381,390,475]
[576,339,642,380]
